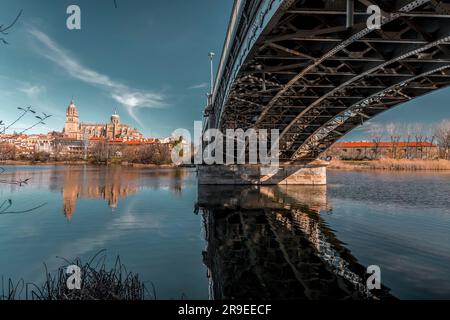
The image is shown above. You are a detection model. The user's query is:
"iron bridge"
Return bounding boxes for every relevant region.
[204,0,450,162]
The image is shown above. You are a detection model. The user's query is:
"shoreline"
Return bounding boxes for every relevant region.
[2,159,450,171]
[328,159,450,171]
[0,160,180,169]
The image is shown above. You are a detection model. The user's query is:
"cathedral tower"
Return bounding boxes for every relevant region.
[110,111,120,140]
[64,100,80,139]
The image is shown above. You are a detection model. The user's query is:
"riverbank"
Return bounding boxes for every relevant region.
[4,159,450,171]
[0,160,179,169]
[328,158,450,171]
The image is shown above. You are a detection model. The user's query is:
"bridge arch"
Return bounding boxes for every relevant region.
[207,0,450,162]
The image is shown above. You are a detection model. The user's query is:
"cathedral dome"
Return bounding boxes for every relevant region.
[111,112,120,124]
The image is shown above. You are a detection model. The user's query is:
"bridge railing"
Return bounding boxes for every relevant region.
[208,0,288,131]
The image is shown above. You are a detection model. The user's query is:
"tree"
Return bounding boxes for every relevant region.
[404,123,414,159]
[435,120,450,160]
[369,124,383,160]
[90,141,110,163]
[424,125,436,160]
[0,144,16,160]
[121,144,172,165]
[385,123,401,159]
[137,144,172,165]
[412,123,427,159]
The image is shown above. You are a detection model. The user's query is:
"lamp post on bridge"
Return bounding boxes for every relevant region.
[204,52,216,122]
[208,51,215,97]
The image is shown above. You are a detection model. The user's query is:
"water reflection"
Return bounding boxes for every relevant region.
[198,185,394,300]
[60,168,139,218]
[57,167,189,218]
[1,166,189,219]
[3,166,447,299]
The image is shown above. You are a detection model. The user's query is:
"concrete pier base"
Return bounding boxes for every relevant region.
[198,163,327,185]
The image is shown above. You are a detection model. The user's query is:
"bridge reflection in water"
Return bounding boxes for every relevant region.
[198,185,394,300]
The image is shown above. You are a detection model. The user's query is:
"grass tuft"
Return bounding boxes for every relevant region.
[1,250,155,300]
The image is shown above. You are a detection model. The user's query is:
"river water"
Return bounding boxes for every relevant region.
[0,166,449,299]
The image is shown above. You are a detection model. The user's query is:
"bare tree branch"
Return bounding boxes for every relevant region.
[0,10,23,45]
[1,106,36,134]
[1,107,51,135]
[19,113,52,135]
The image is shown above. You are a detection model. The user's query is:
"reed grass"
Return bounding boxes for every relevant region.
[1,251,155,300]
[329,158,450,171]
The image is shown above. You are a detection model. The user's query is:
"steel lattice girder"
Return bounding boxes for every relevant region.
[210,0,450,162]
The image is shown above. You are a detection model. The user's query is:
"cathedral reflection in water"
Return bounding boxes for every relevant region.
[197,185,395,300]
[55,166,186,219]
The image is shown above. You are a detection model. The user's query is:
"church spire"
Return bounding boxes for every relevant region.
[67,100,78,116]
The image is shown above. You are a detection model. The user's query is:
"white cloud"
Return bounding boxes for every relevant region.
[28,27,165,126]
[19,83,46,97]
[189,82,208,90]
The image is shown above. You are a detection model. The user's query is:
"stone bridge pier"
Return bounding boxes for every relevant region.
[197,162,327,185]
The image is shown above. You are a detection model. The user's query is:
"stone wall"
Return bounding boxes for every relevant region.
[198,164,326,185]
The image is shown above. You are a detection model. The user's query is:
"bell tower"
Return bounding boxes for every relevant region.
[64,100,80,139]
[110,111,120,139]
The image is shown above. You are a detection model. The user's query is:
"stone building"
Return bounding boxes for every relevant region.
[63,100,143,141]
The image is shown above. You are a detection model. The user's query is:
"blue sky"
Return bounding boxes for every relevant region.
[0,0,449,139]
[0,0,232,138]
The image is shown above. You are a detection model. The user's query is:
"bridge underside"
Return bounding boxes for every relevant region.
[213,0,450,162]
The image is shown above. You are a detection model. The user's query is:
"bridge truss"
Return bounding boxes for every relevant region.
[208,0,450,162]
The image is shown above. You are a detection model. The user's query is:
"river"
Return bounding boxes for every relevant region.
[0,165,449,299]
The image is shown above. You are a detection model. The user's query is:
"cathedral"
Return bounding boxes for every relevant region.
[64,100,143,141]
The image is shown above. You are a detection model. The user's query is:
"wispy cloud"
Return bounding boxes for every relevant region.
[28,27,165,126]
[189,82,208,90]
[18,83,46,97]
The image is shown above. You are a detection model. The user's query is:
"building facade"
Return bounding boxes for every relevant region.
[0,100,170,160]
[63,100,143,141]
